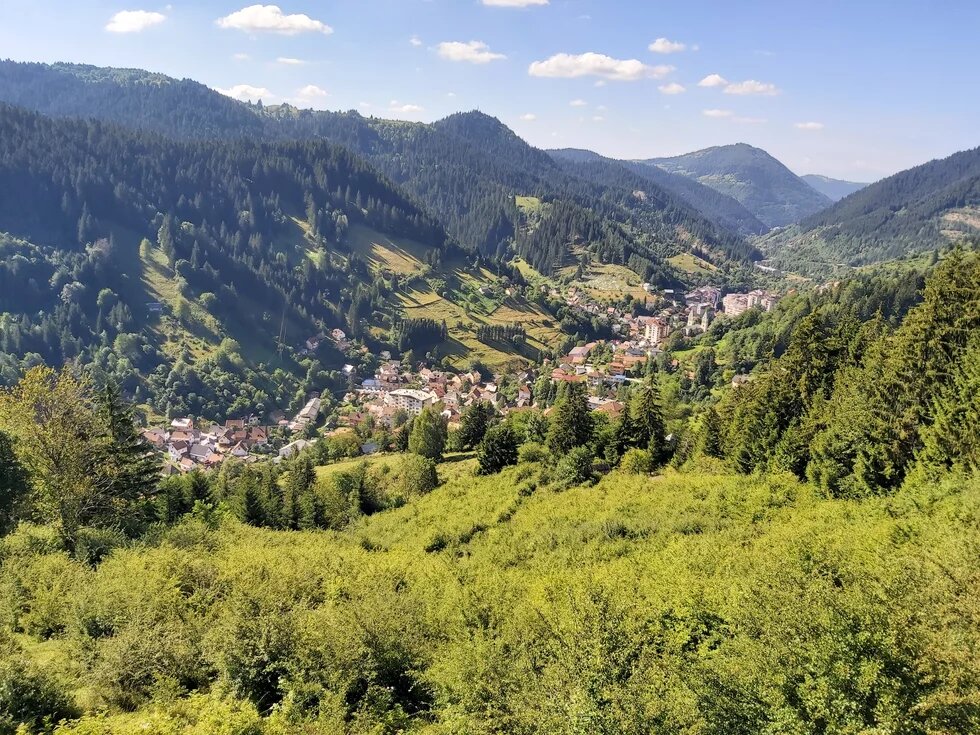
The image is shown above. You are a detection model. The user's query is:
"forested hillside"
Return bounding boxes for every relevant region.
[0,61,757,279]
[763,147,980,269]
[0,103,449,417]
[644,143,832,228]
[550,147,769,237]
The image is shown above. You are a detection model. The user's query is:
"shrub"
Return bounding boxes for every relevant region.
[74,526,128,566]
[517,441,548,464]
[0,633,78,734]
[553,446,596,489]
[398,455,439,496]
[620,448,653,475]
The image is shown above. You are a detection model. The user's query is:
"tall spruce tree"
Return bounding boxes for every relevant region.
[630,377,667,462]
[546,382,593,455]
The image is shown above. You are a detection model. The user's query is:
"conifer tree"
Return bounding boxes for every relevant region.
[630,377,666,462]
[546,382,593,455]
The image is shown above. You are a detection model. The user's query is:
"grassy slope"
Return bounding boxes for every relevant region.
[347,224,563,368]
[17,460,979,732]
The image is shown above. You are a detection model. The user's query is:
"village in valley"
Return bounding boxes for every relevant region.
[144,282,780,474]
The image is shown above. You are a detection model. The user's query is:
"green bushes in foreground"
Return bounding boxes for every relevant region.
[1,463,978,734]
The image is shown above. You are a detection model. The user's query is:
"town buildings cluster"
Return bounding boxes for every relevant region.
[146,281,780,472]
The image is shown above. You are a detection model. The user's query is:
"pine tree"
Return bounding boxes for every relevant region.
[458,401,495,449]
[630,377,666,461]
[94,383,161,525]
[477,426,519,475]
[701,407,722,458]
[546,382,593,455]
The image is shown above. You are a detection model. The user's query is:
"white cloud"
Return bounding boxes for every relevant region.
[389,100,424,115]
[594,80,607,87]
[697,73,728,88]
[436,40,506,64]
[482,0,548,6]
[795,121,825,130]
[216,4,332,35]
[216,84,274,102]
[276,56,305,65]
[529,52,673,81]
[447,92,457,97]
[520,113,537,121]
[409,35,422,47]
[592,115,605,122]
[702,108,733,118]
[297,84,327,98]
[724,79,780,95]
[658,82,685,95]
[232,52,250,61]
[105,10,166,33]
[569,98,587,107]
[649,37,686,54]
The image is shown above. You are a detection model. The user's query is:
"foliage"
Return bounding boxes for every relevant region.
[0,631,78,734]
[0,367,160,545]
[398,455,439,496]
[714,251,980,496]
[619,448,653,475]
[546,382,593,456]
[408,406,447,461]
[553,446,596,489]
[476,425,519,475]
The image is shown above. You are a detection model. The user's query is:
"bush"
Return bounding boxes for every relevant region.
[553,446,596,489]
[74,526,128,566]
[620,448,653,475]
[0,633,78,734]
[398,455,439,496]
[517,441,548,464]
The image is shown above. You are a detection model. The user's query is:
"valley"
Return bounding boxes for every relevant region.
[0,15,979,733]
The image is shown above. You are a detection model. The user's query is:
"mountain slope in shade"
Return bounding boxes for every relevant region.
[642,143,832,228]
[801,174,869,202]
[762,146,980,269]
[549,148,768,237]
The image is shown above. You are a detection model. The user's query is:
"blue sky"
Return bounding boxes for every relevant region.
[1,0,977,180]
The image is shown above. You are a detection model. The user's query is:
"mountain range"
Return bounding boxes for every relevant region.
[640,143,833,229]
[761,146,980,268]
[800,174,869,202]
[0,60,754,278]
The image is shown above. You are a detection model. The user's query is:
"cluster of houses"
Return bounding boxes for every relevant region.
[143,417,271,474]
[557,283,779,352]
[345,363,537,430]
[144,389,331,473]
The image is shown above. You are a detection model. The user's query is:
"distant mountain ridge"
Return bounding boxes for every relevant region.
[801,174,869,202]
[762,146,980,268]
[641,143,833,228]
[549,148,768,237]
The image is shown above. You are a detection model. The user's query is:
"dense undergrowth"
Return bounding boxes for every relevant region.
[2,459,978,734]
